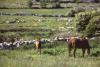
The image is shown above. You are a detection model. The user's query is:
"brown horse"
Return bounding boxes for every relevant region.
[35,38,41,54]
[68,37,90,57]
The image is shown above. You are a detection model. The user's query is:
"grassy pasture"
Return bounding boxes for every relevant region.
[0,4,100,67]
[0,0,100,9]
[0,15,76,38]
[0,9,71,15]
[0,0,28,8]
[0,8,76,31]
[0,41,100,67]
[0,16,67,29]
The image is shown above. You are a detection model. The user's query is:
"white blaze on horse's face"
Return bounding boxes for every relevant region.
[35,40,39,45]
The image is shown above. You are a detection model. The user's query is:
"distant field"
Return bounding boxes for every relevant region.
[0,8,72,32]
[0,9,71,15]
[0,16,68,28]
[0,0,28,8]
[0,0,100,9]
[0,4,100,38]
[0,14,76,39]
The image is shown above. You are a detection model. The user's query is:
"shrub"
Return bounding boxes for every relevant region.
[74,0,82,3]
[28,0,33,8]
[68,8,85,17]
[76,10,100,37]
[86,16,100,37]
[0,32,20,43]
[90,38,100,48]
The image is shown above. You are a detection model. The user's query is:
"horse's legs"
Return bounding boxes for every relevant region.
[36,48,38,53]
[73,48,76,57]
[68,47,72,56]
[82,48,86,57]
[39,48,41,55]
[36,48,41,55]
[87,48,90,56]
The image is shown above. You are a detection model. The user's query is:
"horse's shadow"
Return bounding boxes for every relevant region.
[91,51,100,57]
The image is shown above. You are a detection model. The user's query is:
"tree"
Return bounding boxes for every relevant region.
[40,0,48,8]
[36,0,40,2]
[94,0,100,3]
[76,11,92,32]
[86,16,100,37]
[74,0,81,3]
[28,0,33,8]
[54,2,60,8]
[76,10,100,37]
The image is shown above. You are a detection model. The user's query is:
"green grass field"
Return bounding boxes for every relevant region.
[0,14,76,39]
[0,41,100,67]
[0,2,100,67]
[0,9,71,15]
[0,16,68,39]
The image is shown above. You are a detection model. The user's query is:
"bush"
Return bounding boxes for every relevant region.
[68,10,75,17]
[74,0,82,3]
[17,44,35,50]
[76,10,100,37]
[86,16,100,37]
[0,32,20,43]
[28,0,33,8]
[40,0,47,8]
[90,38,100,48]
[68,8,85,17]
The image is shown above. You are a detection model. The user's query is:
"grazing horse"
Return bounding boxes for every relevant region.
[35,38,41,54]
[68,37,90,57]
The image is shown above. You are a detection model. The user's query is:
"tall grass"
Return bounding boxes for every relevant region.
[0,41,100,67]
